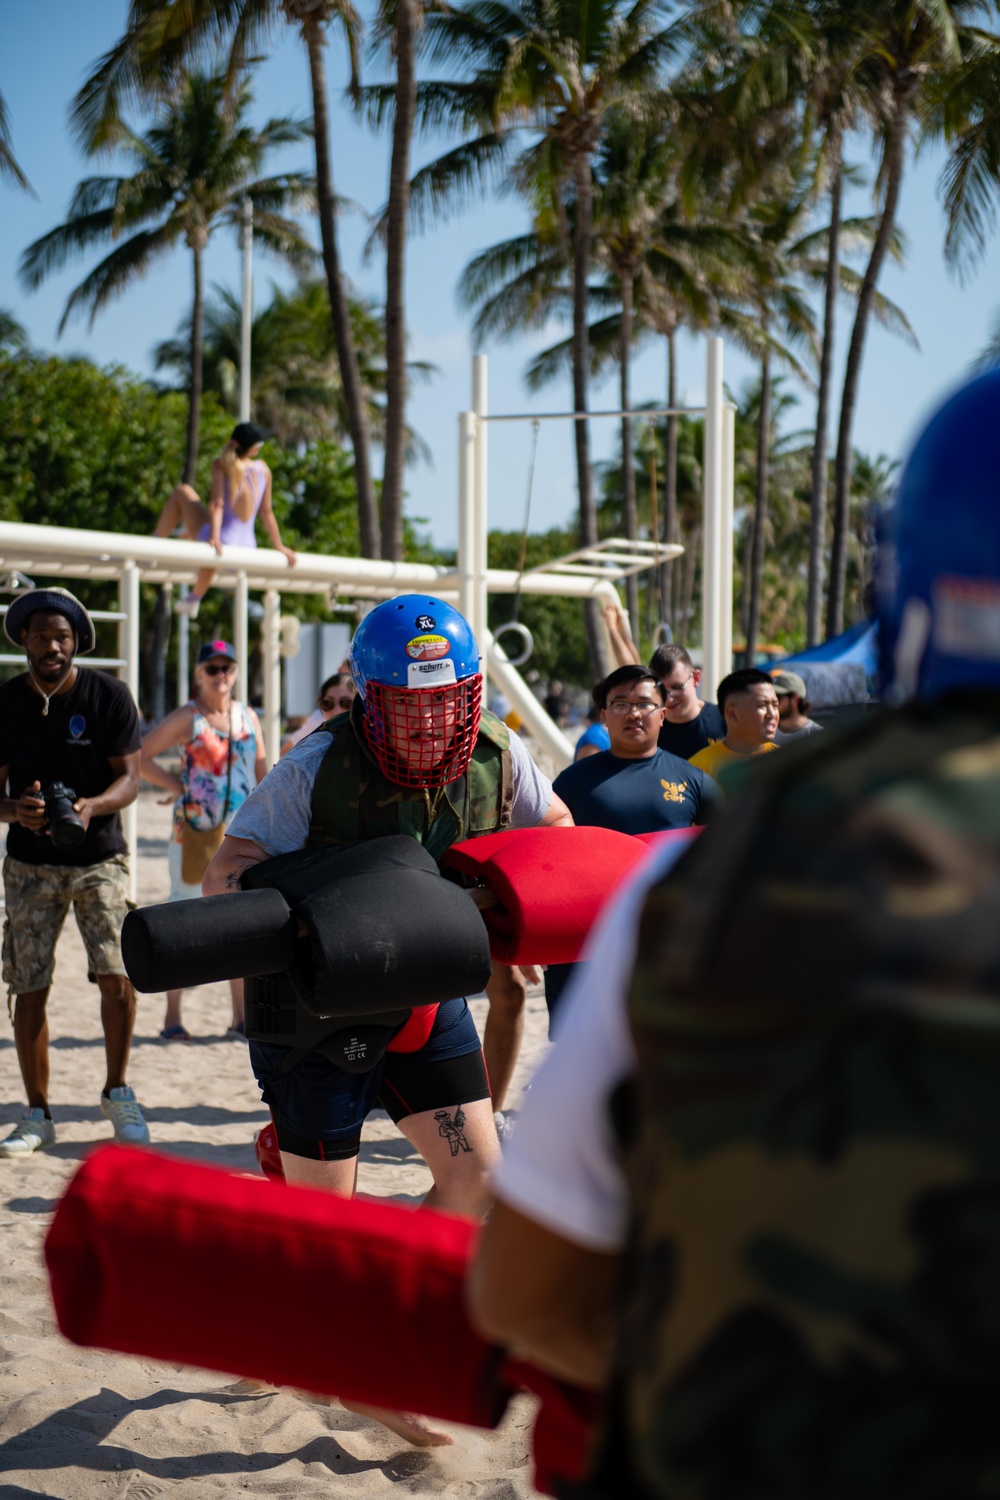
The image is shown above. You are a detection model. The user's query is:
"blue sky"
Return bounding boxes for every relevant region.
[2,3,999,551]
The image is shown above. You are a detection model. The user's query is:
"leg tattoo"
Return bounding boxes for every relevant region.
[434,1106,472,1158]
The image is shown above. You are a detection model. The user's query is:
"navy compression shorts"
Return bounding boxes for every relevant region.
[249,997,490,1160]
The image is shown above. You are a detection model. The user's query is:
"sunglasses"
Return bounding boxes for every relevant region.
[202,662,235,676]
[320,694,354,711]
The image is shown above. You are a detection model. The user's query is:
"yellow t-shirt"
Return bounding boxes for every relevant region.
[688,739,779,784]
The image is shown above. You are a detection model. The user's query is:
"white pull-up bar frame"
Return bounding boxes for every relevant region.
[458,338,736,714]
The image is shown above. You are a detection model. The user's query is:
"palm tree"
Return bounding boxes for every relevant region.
[413,0,678,674]
[933,29,1000,270]
[154,276,434,452]
[0,309,29,354]
[0,88,31,191]
[710,0,868,644]
[826,0,973,638]
[371,0,421,561]
[23,70,313,484]
[70,0,383,561]
[592,112,699,640]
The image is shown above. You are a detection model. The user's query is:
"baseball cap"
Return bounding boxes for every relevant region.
[771,670,807,698]
[4,586,96,655]
[196,639,237,665]
[230,422,269,452]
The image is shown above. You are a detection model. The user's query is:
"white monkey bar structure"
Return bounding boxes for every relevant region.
[0,336,734,892]
[460,337,736,701]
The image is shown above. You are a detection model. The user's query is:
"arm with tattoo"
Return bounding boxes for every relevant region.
[202,834,272,896]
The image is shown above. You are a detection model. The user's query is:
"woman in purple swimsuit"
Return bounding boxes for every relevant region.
[153,422,297,619]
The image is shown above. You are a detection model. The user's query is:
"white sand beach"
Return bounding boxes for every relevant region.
[0,788,549,1498]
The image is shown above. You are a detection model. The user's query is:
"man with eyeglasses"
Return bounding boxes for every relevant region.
[552,666,713,836]
[544,666,714,1027]
[651,644,726,761]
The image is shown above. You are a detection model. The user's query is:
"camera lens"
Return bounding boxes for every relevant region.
[42,783,87,850]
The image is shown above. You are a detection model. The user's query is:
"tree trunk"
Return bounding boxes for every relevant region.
[161,236,205,725]
[662,327,678,631]
[747,347,771,665]
[619,268,639,640]
[183,240,204,486]
[380,0,417,562]
[807,125,842,646]
[304,17,379,558]
[828,95,909,638]
[571,150,608,678]
[740,514,754,643]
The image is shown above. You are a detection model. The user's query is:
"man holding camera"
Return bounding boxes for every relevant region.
[0,588,147,1157]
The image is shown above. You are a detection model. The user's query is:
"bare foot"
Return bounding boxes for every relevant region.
[341,1398,454,1447]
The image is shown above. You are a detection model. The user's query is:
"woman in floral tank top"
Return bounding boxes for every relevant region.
[140,639,266,1040]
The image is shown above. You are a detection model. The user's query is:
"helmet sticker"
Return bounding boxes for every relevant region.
[932,575,1000,659]
[415,614,436,631]
[406,658,458,688]
[406,633,450,661]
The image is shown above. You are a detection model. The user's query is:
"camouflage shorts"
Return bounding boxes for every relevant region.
[2,854,133,995]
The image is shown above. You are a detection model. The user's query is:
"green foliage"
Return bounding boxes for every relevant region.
[487,527,591,686]
[0,352,231,532]
[21,71,313,335]
[0,350,367,700]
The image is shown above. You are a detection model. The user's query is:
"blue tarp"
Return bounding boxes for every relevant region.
[778,619,878,704]
[781,618,878,671]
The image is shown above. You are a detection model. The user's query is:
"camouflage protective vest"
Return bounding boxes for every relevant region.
[308,700,514,863]
[594,694,1000,1500]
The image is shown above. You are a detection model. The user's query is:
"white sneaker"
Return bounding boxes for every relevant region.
[0,1108,55,1158]
[494,1110,514,1144]
[174,594,201,619]
[101,1086,150,1145]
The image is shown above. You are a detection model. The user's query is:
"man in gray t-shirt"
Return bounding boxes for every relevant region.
[227,722,554,856]
[205,596,571,1206]
[205,595,573,1447]
[772,670,823,745]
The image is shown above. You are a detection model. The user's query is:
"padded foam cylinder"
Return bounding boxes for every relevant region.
[244,838,492,1017]
[46,1146,509,1429]
[441,826,654,965]
[121,888,298,993]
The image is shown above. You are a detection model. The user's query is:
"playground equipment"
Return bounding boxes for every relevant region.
[0,337,735,891]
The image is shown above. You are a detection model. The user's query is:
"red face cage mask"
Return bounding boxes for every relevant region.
[362,677,483,788]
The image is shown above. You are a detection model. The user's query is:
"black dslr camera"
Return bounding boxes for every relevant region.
[40,782,86,850]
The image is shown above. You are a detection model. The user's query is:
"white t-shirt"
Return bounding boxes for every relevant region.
[493,838,688,1253]
[286,706,325,749]
[228,721,555,857]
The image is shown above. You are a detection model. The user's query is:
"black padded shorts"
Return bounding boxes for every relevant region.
[250,997,491,1161]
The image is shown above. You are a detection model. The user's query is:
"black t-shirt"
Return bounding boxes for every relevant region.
[657,701,726,761]
[0,669,141,867]
[552,747,712,834]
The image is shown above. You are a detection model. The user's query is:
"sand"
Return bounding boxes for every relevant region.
[0,787,550,1498]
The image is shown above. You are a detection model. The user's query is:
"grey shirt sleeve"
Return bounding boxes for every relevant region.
[507,731,555,827]
[226,724,555,854]
[225,731,329,856]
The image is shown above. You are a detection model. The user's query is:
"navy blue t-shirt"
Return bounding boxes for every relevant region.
[657,700,726,761]
[552,747,712,834]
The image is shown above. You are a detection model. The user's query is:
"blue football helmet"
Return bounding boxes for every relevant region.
[349,596,482,786]
[880,367,1000,701]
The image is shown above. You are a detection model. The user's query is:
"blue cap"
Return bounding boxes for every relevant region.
[196,639,237,664]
